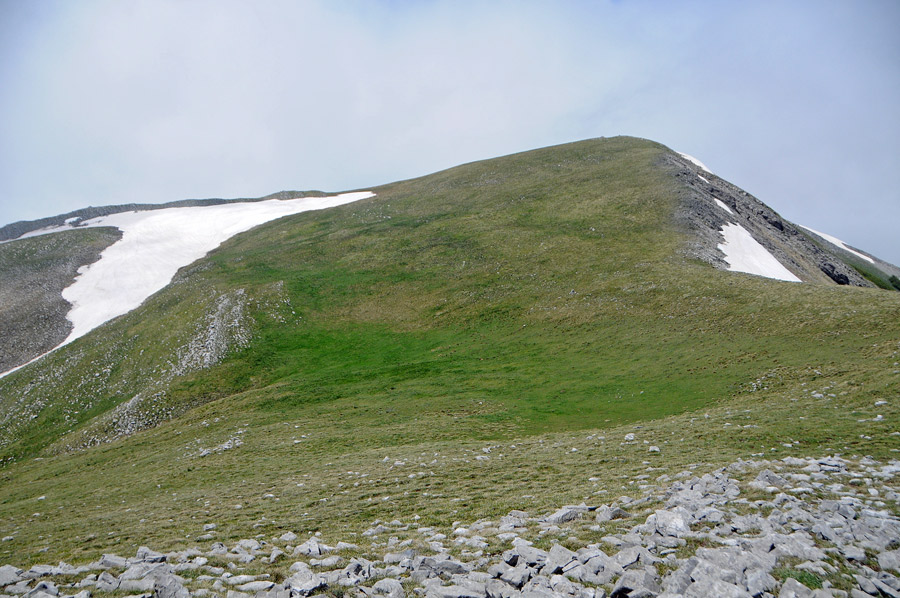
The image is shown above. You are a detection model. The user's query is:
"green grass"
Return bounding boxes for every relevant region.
[851,262,897,290]
[773,566,824,590]
[0,136,898,565]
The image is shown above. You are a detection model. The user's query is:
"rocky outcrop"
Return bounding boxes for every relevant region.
[2,454,897,598]
[666,153,876,287]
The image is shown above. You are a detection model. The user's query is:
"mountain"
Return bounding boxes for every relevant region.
[0,137,897,567]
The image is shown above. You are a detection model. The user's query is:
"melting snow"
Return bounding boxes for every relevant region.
[799,225,874,264]
[697,174,710,184]
[717,223,801,282]
[61,192,373,344]
[0,192,373,377]
[712,198,734,215]
[678,152,712,174]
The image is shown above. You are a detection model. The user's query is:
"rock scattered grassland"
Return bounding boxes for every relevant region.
[2,454,897,598]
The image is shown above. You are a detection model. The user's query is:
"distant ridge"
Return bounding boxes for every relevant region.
[0,190,325,242]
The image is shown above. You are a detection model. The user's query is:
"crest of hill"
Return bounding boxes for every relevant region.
[0,190,325,242]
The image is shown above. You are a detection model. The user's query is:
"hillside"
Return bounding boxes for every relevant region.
[0,227,121,374]
[0,137,897,576]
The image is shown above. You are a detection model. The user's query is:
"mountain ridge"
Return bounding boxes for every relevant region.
[0,136,897,567]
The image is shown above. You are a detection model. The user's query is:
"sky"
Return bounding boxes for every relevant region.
[1,0,899,265]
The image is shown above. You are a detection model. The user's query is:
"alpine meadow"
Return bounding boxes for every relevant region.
[0,137,898,598]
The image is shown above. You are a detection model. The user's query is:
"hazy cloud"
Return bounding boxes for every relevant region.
[1,0,898,263]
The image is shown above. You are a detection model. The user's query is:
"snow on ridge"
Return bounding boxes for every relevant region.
[0,192,373,379]
[799,225,874,264]
[712,198,734,215]
[717,222,801,283]
[678,151,712,174]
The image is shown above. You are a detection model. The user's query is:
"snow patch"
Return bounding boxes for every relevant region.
[697,174,710,184]
[799,225,874,264]
[712,198,734,215]
[61,192,373,345]
[1,192,373,378]
[678,152,712,174]
[718,223,801,282]
[14,224,79,241]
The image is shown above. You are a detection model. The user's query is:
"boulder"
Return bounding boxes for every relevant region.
[0,565,24,587]
[544,505,589,525]
[778,578,814,598]
[651,510,690,537]
[372,578,405,598]
[611,568,660,598]
[136,546,166,563]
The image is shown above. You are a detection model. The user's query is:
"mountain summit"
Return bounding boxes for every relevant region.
[0,137,897,566]
[1,138,896,380]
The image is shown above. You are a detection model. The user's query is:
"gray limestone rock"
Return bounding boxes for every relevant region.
[543,545,577,575]
[286,563,325,597]
[235,581,275,592]
[514,545,548,568]
[778,578,815,598]
[595,506,631,523]
[24,582,57,598]
[611,568,660,598]
[225,575,259,586]
[427,585,486,598]
[294,537,330,557]
[879,550,900,574]
[500,564,532,589]
[544,505,589,525]
[0,566,23,587]
[746,568,777,597]
[684,578,752,598]
[95,572,119,592]
[119,578,155,592]
[651,510,691,538]
[485,578,519,598]
[372,578,405,598]
[97,554,127,570]
[135,546,166,563]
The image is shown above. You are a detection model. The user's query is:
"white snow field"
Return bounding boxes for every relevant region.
[0,192,373,379]
[799,225,874,264]
[678,152,712,174]
[61,192,374,344]
[717,222,801,282]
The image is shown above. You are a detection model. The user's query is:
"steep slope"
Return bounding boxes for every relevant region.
[667,152,877,286]
[0,137,897,564]
[0,227,121,373]
[0,193,372,377]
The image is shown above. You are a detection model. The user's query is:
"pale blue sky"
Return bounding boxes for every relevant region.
[1,0,898,264]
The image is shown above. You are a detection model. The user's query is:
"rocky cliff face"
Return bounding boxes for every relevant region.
[666,153,876,287]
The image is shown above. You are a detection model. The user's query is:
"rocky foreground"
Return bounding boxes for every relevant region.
[2,455,898,598]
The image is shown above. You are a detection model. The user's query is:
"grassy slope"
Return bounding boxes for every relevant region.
[0,137,897,564]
